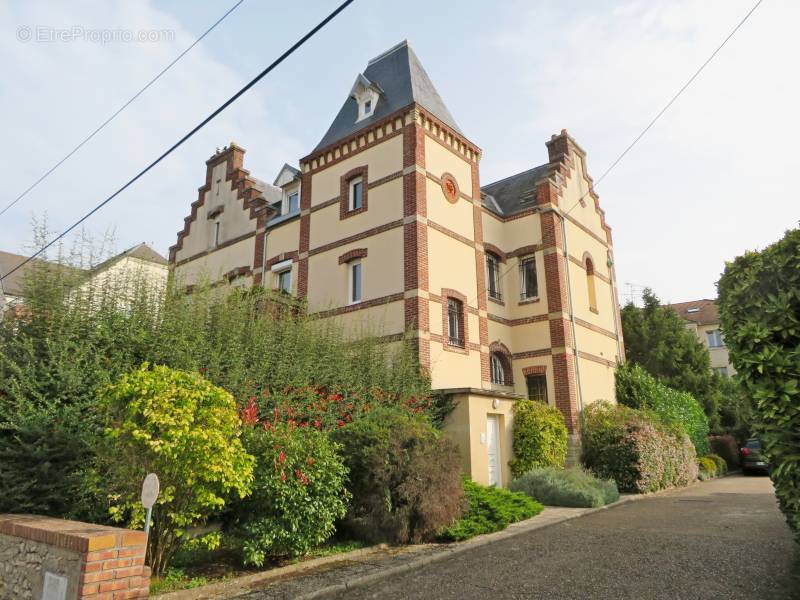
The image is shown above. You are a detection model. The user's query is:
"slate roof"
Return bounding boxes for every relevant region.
[480,164,551,217]
[313,40,461,152]
[665,299,720,326]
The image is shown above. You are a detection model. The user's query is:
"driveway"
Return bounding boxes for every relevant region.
[343,474,798,599]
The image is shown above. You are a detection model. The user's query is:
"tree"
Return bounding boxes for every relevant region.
[621,289,720,429]
[718,227,800,539]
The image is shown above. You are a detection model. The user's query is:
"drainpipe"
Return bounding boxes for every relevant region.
[559,212,584,414]
[607,251,623,362]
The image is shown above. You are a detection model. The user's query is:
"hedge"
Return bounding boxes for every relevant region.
[581,401,698,493]
[509,400,568,478]
[718,227,800,539]
[616,363,710,455]
[509,467,619,508]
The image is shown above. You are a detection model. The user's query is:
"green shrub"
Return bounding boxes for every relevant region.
[718,227,800,539]
[100,365,254,575]
[709,434,739,470]
[616,363,710,455]
[509,400,568,477]
[581,401,698,493]
[438,479,543,542]
[708,453,728,476]
[230,423,349,566]
[509,467,619,508]
[331,407,463,544]
[697,456,718,481]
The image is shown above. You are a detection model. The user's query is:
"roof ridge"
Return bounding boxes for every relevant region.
[367,40,408,65]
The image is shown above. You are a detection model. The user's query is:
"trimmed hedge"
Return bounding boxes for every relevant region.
[509,400,568,478]
[718,227,800,538]
[509,467,619,508]
[616,363,710,455]
[581,401,698,493]
[697,454,728,481]
[438,479,543,542]
[331,407,463,544]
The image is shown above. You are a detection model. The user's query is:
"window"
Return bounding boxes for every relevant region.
[586,256,598,313]
[714,366,729,377]
[490,353,510,385]
[215,178,221,196]
[349,261,362,304]
[526,374,547,403]
[276,269,292,294]
[213,220,221,247]
[706,330,723,348]
[287,191,299,214]
[519,257,538,300]
[364,99,372,115]
[349,178,363,211]
[486,253,501,300]
[687,307,700,313]
[447,298,464,347]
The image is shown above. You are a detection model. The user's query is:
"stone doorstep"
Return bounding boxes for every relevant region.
[155,477,727,600]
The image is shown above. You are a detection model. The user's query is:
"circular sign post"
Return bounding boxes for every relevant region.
[141,473,160,537]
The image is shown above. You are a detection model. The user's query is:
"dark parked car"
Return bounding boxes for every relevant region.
[740,439,770,475]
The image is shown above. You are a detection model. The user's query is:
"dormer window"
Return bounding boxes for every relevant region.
[351,73,382,123]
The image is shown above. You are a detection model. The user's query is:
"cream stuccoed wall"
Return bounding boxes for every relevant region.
[174,162,256,261]
[306,227,404,315]
[174,237,255,287]
[443,392,517,487]
[80,256,168,299]
[310,135,403,206]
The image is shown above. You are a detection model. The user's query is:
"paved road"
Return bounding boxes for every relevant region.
[343,475,799,600]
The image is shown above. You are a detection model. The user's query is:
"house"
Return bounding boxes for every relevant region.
[170,41,625,486]
[0,243,168,317]
[666,299,735,377]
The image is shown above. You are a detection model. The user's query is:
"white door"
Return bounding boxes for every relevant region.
[487,415,502,487]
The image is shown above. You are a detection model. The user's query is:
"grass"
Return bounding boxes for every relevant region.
[509,467,620,508]
[438,479,543,542]
[149,537,367,595]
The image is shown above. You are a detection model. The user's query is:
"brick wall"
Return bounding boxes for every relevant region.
[0,515,150,599]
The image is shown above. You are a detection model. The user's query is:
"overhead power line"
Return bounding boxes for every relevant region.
[0,0,246,219]
[0,0,356,284]
[464,0,763,310]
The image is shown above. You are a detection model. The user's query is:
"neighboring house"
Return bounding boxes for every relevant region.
[666,299,735,377]
[0,243,168,317]
[170,41,625,486]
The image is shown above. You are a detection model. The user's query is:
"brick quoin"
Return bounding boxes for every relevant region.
[402,116,430,373]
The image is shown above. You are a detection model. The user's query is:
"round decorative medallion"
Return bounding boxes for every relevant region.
[441,173,459,204]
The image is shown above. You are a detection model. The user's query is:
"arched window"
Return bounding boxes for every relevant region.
[489,344,513,385]
[585,255,598,313]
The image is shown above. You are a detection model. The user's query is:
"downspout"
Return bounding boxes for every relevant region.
[560,212,584,414]
[607,251,624,362]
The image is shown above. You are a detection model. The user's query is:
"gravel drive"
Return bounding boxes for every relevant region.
[342,474,798,599]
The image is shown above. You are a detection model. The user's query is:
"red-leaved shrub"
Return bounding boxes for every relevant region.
[709,434,739,470]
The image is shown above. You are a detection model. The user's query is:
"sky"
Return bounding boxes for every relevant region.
[0,0,796,304]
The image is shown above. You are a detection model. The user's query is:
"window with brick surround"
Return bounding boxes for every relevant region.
[349,260,362,304]
[349,177,364,211]
[519,256,538,300]
[526,374,548,403]
[490,352,511,385]
[585,256,598,313]
[487,253,501,301]
[447,297,465,348]
[277,269,292,294]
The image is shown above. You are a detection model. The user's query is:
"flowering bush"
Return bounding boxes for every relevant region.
[230,418,349,566]
[331,407,463,544]
[238,384,432,433]
[509,400,568,477]
[581,401,698,493]
[616,363,710,455]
